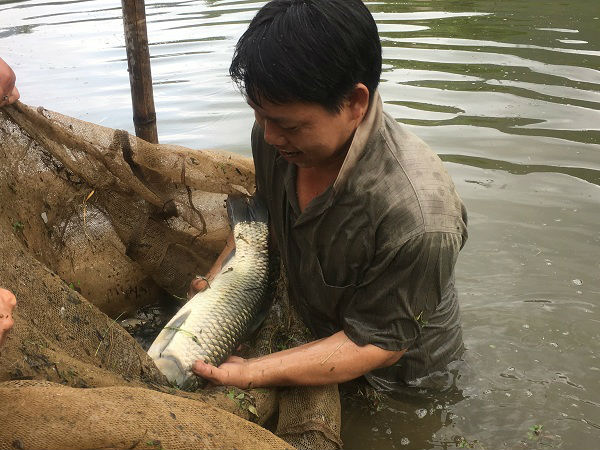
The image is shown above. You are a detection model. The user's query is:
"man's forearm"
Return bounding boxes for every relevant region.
[207,231,235,280]
[248,331,404,386]
[189,231,235,296]
[193,330,405,388]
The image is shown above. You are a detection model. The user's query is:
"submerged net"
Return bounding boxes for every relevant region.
[0,102,341,450]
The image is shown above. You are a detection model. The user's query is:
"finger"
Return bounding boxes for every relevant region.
[187,277,209,298]
[7,292,16,309]
[0,315,14,348]
[0,289,16,308]
[0,316,14,331]
[0,86,18,108]
[9,86,19,105]
[192,360,225,385]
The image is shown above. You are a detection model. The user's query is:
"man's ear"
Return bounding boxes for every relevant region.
[348,83,370,123]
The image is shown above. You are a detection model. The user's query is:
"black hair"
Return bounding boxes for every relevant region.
[229,0,382,113]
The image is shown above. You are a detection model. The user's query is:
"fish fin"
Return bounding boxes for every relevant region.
[226,195,268,226]
[147,307,192,358]
[245,304,271,338]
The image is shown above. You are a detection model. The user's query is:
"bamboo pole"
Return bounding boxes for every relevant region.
[121,0,158,144]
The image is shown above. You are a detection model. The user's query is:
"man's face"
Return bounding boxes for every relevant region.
[249,97,359,169]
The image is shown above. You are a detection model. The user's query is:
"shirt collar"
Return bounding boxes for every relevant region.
[333,90,383,191]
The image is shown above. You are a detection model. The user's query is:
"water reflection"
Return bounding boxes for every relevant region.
[441,154,600,187]
[1,0,599,448]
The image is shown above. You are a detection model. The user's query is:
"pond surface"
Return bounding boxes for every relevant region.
[1,0,599,448]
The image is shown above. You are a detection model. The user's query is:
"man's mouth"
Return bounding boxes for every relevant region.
[277,148,301,157]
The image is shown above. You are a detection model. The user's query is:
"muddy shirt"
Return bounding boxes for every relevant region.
[252,92,468,389]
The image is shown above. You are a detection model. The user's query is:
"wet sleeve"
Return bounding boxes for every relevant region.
[342,231,462,351]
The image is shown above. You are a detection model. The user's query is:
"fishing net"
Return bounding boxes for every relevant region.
[1,380,288,450]
[0,102,341,450]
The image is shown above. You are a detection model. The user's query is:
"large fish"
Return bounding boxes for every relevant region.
[148,195,278,390]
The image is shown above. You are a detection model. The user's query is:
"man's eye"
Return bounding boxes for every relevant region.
[282,125,299,132]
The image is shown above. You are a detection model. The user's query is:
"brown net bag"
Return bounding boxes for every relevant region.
[0,102,341,449]
[0,380,291,450]
[255,273,343,450]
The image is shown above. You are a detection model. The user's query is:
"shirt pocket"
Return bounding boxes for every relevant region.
[296,257,355,338]
[315,252,357,289]
[301,256,356,326]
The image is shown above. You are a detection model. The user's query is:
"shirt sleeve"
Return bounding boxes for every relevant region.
[342,231,462,351]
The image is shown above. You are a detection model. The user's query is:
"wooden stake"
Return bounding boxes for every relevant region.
[121,0,158,144]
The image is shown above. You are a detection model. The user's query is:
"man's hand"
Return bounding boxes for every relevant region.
[0,58,20,107]
[192,356,252,389]
[187,275,210,299]
[0,288,16,348]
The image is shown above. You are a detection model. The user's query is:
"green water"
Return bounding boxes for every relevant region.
[1,0,599,448]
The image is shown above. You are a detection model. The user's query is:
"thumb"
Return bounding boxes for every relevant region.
[192,360,219,380]
[10,86,19,103]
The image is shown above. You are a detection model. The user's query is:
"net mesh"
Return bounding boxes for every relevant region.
[0,102,341,450]
[0,380,289,450]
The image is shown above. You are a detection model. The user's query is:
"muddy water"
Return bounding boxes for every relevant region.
[1,0,599,448]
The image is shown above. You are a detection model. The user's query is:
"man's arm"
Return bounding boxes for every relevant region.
[192,330,405,389]
[188,231,235,298]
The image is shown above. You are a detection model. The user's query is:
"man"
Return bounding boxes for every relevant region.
[190,0,467,391]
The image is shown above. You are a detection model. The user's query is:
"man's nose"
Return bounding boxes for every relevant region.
[263,119,286,147]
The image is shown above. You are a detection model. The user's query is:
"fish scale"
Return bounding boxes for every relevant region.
[147,197,278,390]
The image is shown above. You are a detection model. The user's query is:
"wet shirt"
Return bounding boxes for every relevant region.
[251,92,468,388]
